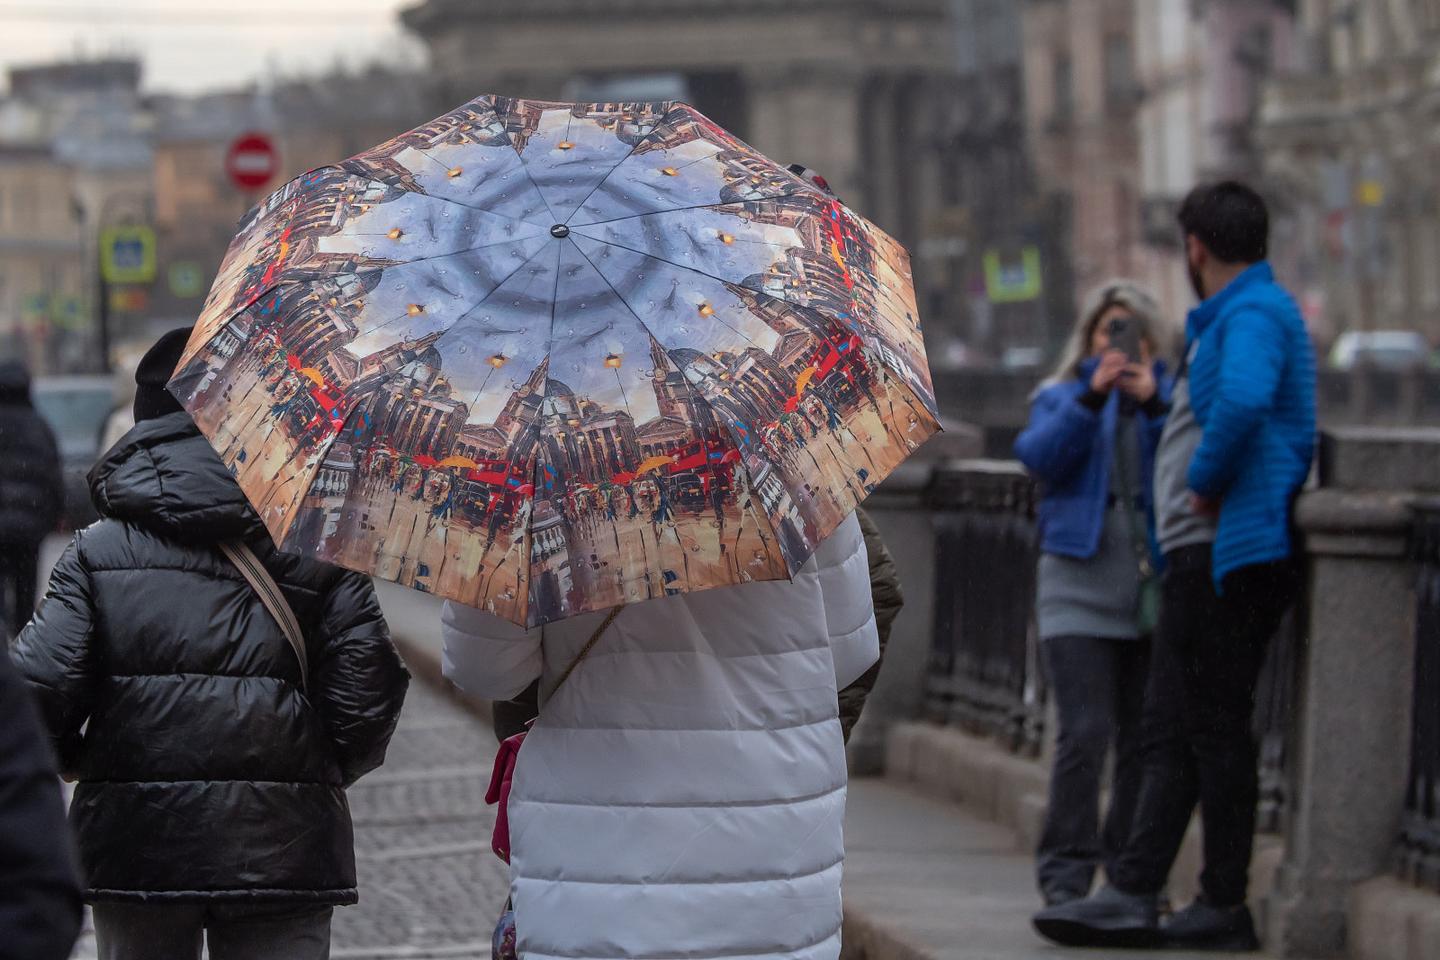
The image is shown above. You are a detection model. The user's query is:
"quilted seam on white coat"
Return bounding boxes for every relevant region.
[442,511,879,960]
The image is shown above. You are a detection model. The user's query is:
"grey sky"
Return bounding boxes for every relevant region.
[0,0,424,94]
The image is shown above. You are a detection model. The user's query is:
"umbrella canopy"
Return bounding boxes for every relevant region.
[170,95,940,627]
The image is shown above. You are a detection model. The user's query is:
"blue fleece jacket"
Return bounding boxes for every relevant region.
[1184,262,1316,585]
[1014,358,1171,561]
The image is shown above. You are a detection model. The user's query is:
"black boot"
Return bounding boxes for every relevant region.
[1162,897,1261,951]
[1032,884,1161,949]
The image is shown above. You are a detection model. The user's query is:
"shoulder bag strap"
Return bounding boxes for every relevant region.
[550,605,623,700]
[218,540,309,691]
[1113,427,1154,581]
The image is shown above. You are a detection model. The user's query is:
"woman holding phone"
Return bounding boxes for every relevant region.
[1014,280,1173,907]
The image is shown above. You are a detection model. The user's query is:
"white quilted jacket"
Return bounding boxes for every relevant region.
[441,511,879,960]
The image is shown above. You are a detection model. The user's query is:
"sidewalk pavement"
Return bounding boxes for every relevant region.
[843,779,1270,960]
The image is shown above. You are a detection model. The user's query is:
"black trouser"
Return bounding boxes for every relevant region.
[0,542,39,639]
[1037,634,1152,901]
[1110,544,1298,907]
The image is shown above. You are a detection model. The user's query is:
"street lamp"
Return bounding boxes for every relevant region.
[605,353,630,413]
[77,189,152,374]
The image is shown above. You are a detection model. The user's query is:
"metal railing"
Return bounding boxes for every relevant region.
[921,457,1298,831]
[924,460,1045,756]
[1400,501,1440,891]
[1255,607,1302,835]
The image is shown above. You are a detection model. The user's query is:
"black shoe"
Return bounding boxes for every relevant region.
[1041,887,1088,909]
[1162,897,1261,951]
[1032,884,1161,949]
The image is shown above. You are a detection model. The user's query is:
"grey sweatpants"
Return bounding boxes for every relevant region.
[93,902,332,960]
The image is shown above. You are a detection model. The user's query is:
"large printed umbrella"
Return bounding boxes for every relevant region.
[170,95,940,627]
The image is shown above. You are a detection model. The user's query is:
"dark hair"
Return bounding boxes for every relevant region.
[1176,181,1269,264]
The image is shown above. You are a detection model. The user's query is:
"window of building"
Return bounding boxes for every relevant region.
[1104,33,1136,110]
[1052,52,1074,127]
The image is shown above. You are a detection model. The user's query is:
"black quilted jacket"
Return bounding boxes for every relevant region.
[0,361,62,547]
[11,412,409,904]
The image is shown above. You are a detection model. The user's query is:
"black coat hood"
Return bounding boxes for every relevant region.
[0,359,32,405]
[89,412,264,544]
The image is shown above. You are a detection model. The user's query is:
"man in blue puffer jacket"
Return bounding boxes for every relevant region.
[1034,182,1316,952]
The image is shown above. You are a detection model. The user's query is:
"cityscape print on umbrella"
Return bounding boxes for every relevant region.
[170,95,940,626]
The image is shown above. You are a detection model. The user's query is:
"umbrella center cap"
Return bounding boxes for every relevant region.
[550,223,570,238]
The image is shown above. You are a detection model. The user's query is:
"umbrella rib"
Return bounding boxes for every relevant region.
[487,107,564,226]
[405,148,556,230]
[337,232,547,277]
[568,190,809,229]
[568,232,846,338]
[343,162,552,233]
[451,240,562,417]
[567,237,794,579]
[560,101,678,227]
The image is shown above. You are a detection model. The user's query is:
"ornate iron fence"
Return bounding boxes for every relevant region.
[924,460,1045,756]
[1400,501,1440,890]
[1255,606,1302,835]
[921,458,1298,832]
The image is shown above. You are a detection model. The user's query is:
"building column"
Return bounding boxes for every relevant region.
[740,64,867,209]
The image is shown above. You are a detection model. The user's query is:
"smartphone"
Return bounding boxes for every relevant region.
[1106,315,1143,364]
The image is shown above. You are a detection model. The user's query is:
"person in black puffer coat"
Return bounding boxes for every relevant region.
[0,360,63,638]
[11,328,410,960]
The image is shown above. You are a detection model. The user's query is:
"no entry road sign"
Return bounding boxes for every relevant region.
[226,132,278,191]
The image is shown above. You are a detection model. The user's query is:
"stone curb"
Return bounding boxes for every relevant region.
[1348,876,1440,960]
[839,910,934,960]
[882,721,1286,929]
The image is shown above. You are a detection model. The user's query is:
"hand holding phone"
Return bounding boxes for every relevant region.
[1106,315,1143,364]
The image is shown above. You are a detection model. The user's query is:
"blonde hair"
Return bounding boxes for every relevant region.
[1040,279,1166,390]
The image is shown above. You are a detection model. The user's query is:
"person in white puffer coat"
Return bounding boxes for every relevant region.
[441,510,879,960]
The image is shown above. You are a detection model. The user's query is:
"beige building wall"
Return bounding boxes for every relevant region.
[1260,0,1440,344]
[1022,0,1145,325]
[402,0,959,339]
[0,148,86,370]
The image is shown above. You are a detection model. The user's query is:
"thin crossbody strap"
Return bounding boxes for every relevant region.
[551,605,623,698]
[218,541,309,691]
[1113,425,1154,581]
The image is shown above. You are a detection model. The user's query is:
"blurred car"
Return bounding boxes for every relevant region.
[1328,330,1433,371]
[33,375,115,529]
[1000,345,1047,372]
[931,338,991,371]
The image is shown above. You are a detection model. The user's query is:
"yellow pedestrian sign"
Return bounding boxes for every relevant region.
[100,225,157,285]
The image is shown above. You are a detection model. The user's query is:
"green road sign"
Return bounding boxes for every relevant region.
[984,247,1043,304]
[100,225,157,284]
[169,260,206,299]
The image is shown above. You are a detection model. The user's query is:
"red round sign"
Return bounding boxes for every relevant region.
[225,132,278,191]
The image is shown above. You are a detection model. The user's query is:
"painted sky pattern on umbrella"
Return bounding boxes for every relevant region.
[170,95,940,627]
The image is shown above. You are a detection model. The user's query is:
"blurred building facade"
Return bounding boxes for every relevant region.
[0,57,432,375]
[0,59,153,373]
[1259,0,1440,347]
[1134,0,1298,330]
[1021,0,1145,327]
[400,0,964,353]
[925,0,1074,367]
[148,70,432,338]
